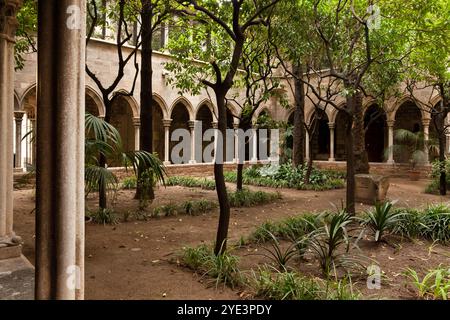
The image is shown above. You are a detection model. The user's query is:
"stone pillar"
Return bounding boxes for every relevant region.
[212,121,219,164]
[305,130,310,161]
[30,118,36,166]
[328,122,336,162]
[14,111,24,170]
[387,120,395,164]
[250,128,258,163]
[36,0,86,300]
[188,120,196,164]
[133,118,140,151]
[233,123,239,164]
[0,0,22,258]
[422,119,430,164]
[163,119,171,165]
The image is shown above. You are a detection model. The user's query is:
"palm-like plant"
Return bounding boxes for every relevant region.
[85,113,166,211]
[362,200,403,242]
[388,129,438,168]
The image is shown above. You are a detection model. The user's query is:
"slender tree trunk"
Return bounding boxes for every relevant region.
[135,0,155,201]
[214,90,231,255]
[345,111,356,214]
[438,128,446,196]
[352,92,369,174]
[292,64,305,167]
[236,163,244,191]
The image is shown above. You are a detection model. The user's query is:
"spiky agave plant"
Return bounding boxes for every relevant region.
[362,200,404,242]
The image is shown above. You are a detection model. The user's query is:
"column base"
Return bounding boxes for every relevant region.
[13,167,24,173]
[163,161,171,166]
[188,160,197,164]
[250,158,258,164]
[0,242,22,260]
[0,254,34,300]
[328,158,336,162]
[386,160,395,165]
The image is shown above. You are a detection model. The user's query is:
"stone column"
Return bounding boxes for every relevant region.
[133,118,140,151]
[233,123,239,164]
[14,111,24,170]
[422,119,430,164]
[328,122,336,162]
[163,119,171,165]
[0,0,22,258]
[188,120,196,164]
[212,121,219,163]
[387,120,395,164]
[36,0,86,300]
[305,130,310,161]
[250,128,258,163]
[30,118,36,166]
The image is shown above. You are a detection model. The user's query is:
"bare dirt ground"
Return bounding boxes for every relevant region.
[13,178,450,300]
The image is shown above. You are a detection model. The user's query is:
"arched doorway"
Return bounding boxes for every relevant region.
[110,95,136,164]
[152,99,165,161]
[364,104,387,162]
[170,102,190,163]
[310,109,330,161]
[394,101,422,163]
[196,104,213,163]
[22,86,36,169]
[335,110,348,161]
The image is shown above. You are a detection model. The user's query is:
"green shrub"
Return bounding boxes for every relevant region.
[224,163,345,191]
[249,221,282,243]
[228,189,281,207]
[153,200,218,217]
[362,201,404,242]
[250,267,322,300]
[393,204,450,243]
[88,208,119,225]
[166,176,215,190]
[181,244,242,288]
[404,266,450,300]
[426,160,450,194]
[121,176,137,189]
[250,267,359,300]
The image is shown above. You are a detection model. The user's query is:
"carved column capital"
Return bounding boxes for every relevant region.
[163,119,172,128]
[132,118,141,127]
[0,0,22,42]
[386,120,395,127]
[14,110,24,121]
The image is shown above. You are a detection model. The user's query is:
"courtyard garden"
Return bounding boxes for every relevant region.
[13,171,450,300]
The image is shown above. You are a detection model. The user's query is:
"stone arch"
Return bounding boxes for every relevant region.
[152,93,170,119]
[364,104,387,162]
[226,101,241,124]
[152,96,166,161]
[85,86,105,117]
[310,109,330,161]
[21,83,37,119]
[334,109,348,161]
[110,94,137,161]
[195,99,217,121]
[393,99,424,163]
[14,91,20,111]
[113,90,140,118]
[169,96,194,120]
[392,96,427,121]
[170,101,191,163]
[196,103,215,162]
[252,106,271,124]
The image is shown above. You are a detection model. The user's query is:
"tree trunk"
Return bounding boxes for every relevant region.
[292,64,305,167]
[135,0,155,201]
[214,90,231,255]
[236,163,244,191]
[345,112,356,214]
[352,92,369,174]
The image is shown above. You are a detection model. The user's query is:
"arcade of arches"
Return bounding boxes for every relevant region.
[11,86,450,172]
